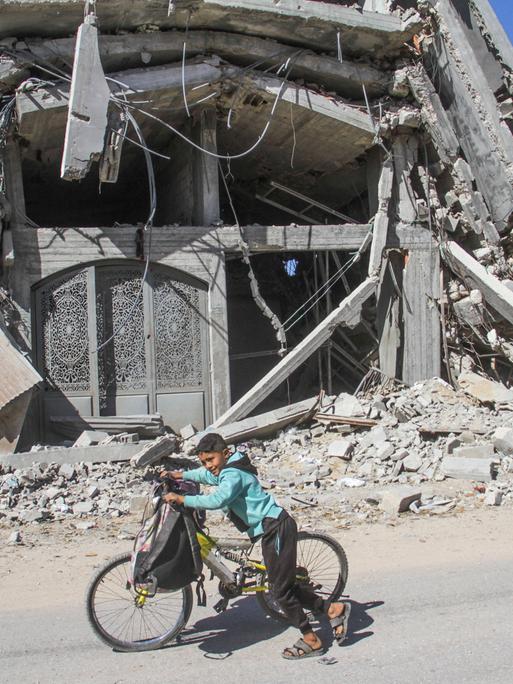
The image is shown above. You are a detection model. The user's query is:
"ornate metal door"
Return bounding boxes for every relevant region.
[34,262,210,437]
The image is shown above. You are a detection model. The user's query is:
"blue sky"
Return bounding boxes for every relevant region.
[490,0,513,42]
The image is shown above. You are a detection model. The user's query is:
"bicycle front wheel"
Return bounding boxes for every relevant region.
[86,552,193,652]
[256,531,348,622]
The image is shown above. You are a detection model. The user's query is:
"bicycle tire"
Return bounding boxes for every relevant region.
[86,552,193,652]
[256,531,348,623]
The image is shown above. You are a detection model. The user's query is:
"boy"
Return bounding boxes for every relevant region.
[162,432,350,660]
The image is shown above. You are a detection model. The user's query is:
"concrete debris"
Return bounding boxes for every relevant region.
[131,434,179,468]
[7,530,21,544]
[3,373,513,528]
[73,431,109,448]
[493,428,513,455]
[441,457,496,482]
[484,489,503,506]
[180,424,197,441]
[379,487,421,515]
[452,445,495,460]
[457,371,513,404]
[327,439,354,461]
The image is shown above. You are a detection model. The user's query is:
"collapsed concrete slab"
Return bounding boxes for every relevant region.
[213,277,377,426]
[443,242,513,328]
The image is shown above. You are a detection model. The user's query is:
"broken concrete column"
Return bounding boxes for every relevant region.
[60,13,110,181]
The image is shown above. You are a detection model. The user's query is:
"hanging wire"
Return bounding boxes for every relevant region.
[282,229,372,333]
[218,160,287,353]
[109,53,297,163]
[289,102,296,169]
[181,12,191,118]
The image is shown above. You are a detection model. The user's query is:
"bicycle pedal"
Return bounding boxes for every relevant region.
[213,598,229,613]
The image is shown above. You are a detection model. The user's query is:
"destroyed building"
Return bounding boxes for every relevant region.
[0,0,512,454]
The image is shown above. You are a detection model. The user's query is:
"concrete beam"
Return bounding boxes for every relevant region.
[16,59,222,127]
[368,157,394,276]
[0,0,422,57]
[231,69,375,133]
[443,241,513,327]
[17,57,375,139]
[212,276,377,426]
[16,30,389,99]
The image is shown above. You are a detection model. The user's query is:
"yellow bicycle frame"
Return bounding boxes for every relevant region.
[196,530,268,592]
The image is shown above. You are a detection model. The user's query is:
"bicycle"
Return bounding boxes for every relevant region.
[86,484,349,652]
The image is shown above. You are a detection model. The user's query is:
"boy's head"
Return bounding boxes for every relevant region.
[195,432,229,476]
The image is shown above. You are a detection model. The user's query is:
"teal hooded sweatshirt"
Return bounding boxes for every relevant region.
[182,451,282,539]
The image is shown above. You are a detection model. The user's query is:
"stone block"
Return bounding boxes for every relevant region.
[360,426,387,449]
[452,444,494,459]
[180,424,197,440]
[19,509,47,523]
[73,501,94,514]
[493,427,513,455]
[327,439,353,460]
[58,464,76,480]
[332,394,365,417]
[73,430,109,448]
[131,434,178,468]
[402,452,423,472]
[379,486,421,515]
[484,489,503,506]
[446,436,462,454]
[441,456,495,482]
[375,442,394,460]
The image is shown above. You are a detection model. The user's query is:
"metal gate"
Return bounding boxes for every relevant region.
[34,262,210,436]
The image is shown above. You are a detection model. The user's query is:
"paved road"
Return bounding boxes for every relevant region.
[2,512,512,684]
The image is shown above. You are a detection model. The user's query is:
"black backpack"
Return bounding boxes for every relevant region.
[131,481,205,601]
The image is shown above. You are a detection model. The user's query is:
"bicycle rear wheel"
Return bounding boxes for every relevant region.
[86,552,193,652]
[256,531,348,622]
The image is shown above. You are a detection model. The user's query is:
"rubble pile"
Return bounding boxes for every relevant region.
[2,377,513,534]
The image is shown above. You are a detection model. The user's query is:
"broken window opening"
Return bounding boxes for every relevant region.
[227,251,376,412]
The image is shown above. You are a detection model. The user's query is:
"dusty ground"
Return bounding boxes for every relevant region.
[0,502,509,612]
[1,504,512,683]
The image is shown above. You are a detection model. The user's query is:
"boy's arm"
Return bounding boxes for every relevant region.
[182,467,218,486]
[183,471,243,510]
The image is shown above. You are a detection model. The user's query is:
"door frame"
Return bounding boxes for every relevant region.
[32,259,212,436]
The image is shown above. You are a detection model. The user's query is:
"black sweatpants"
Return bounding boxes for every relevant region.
[261,511,325,635]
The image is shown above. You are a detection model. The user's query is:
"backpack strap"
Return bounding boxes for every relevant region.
[183,509,204,577]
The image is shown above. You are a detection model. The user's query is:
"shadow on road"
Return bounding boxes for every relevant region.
[169,596,384,657]
[341,599,384,646]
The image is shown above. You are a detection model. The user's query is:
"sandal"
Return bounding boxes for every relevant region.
[282,638,325,660]
[329,602,351,645]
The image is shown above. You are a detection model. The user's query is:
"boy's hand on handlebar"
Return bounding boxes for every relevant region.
[160,470,183,480]
[163,492,185,505]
